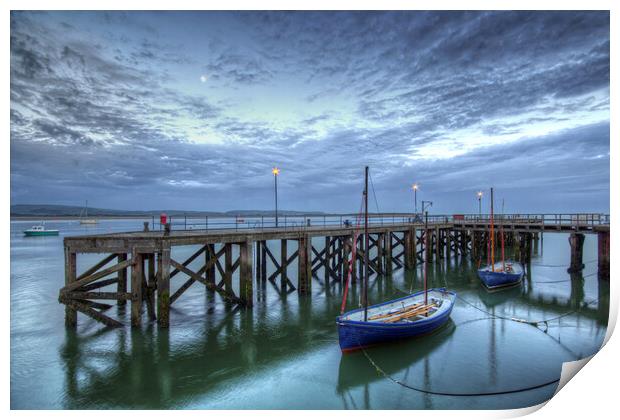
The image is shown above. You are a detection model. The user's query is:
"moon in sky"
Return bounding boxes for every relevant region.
[200,75,208,83]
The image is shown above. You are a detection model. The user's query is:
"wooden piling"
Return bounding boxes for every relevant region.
[64,248,77,328]
[261,241,267,282]
[376,233,384,273]
[298,235,312,294]
[239,240,253,306]
[255,241,261,282]
[324,236,331,285]
[384,230,392,275]
[146,253,156,320]
[280,239,288,291]
[404,229,414,269]
[206,244,216,288]
[598,230,610,281]
[117,253,128,306]
[131,251,143,327]
[343,236,351,281]
[224,243,233,294]
[568,233,585,273]
[157,245,171,327]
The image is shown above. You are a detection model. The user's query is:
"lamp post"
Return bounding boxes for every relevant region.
[477,191,483,219]
[412,183,419,214]
[272,167,280,227]
[422,200,433,213]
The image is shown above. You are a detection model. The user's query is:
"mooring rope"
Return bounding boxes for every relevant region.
[392,286,606,327]
[360,347,559,397]
[454,293,606,327]
[532,271,598,284]
[360,269,606,397]
[530,259,597,268]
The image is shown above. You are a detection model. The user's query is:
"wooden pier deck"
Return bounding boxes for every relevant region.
[59,213,609,329]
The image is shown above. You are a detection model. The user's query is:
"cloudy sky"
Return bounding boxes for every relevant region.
[10,11,610,213]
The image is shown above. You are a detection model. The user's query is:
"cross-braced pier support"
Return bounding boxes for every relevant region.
[59,218,609,330]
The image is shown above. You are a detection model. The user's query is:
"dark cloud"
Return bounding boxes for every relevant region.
[10,11,610,212]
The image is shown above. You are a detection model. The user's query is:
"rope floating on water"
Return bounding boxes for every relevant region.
[393,286,606,327]
[532,271,598,284]
[530,259,597,268]
[361,347,559,397]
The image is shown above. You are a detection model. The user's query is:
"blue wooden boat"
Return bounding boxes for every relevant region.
[336,288,456,353]
[477,261,524,289]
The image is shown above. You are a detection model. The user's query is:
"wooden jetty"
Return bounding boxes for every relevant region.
[59,213,609,329]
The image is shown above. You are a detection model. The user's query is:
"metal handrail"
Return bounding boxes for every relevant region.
[151,212,609,232]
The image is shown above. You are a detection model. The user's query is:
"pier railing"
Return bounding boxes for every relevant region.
[148,213,609,232]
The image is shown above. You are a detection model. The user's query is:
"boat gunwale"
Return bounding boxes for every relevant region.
[336,288,456,327]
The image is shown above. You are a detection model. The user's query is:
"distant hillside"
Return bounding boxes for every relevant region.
[10,204,326,218]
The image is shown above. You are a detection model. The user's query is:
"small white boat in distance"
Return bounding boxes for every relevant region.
[79,200,98,225]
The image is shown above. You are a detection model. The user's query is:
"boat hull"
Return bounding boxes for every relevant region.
[336,289,456,352]
[23,230,59,237]
[477,267,523,289]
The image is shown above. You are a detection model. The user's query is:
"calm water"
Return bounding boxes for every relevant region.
[10,219,608,409]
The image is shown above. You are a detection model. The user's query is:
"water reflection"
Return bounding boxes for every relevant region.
[10,221,609,409]
[57,257,608,409]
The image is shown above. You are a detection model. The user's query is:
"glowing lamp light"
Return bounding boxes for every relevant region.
[477,191,483,198]
[412,183,419,191]
[272,167,280,176]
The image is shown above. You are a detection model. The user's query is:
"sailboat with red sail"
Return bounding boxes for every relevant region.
[477,188,525,289]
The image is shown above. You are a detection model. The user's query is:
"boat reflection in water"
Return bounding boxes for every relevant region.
[337,320,456,394]
[476,281,523,305]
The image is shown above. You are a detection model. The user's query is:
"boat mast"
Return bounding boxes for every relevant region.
[501,199,505,272]
[363,166,369,322]
[490,188,495,272]
[85,200,88,218]
[424,210,428,306]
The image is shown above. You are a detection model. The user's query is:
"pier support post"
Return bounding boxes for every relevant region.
[427,230,434,263]
[117,253,128,306]
[157,245,171,327]
[598,231,610,281]
[435,228,440,263]
[131,251,143,327]
[280,239,288,291]
[298,235,312,294]
[525,233,533,263]
[376,233,384,274]
[64,248,77,328]
[568,233,585,273]
[224,243,233,294]
[384,231,392,275]
[146,253,156,320]
[351,234,358,283]
[514,233,523,262]
[404,229,415,269]
[206,244,216,288]
[338,237,344,281]
[260,241,267,282]
[255,241,261,283]
[343,237,351,282]
[324,236,331,284]
[471,231,479,262]
[239,240,253,306]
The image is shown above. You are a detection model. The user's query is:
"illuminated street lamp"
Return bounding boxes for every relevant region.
[477,191,483,217]
[412,183,419,214]
[272,167,280,227]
